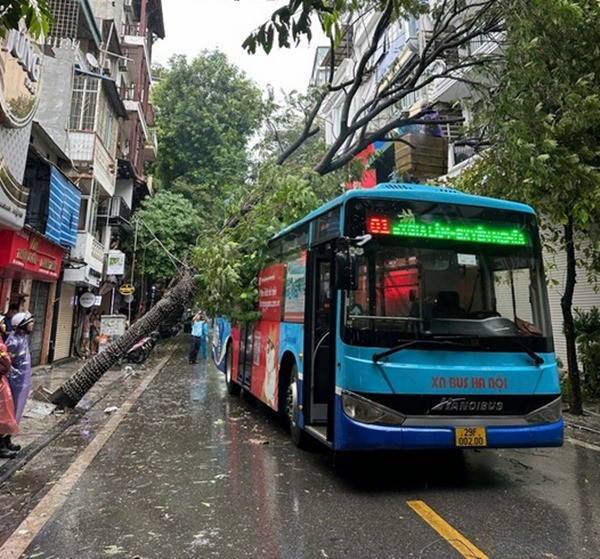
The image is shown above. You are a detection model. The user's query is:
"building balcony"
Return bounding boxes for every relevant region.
[25,162,81,249]
[144,129,157,162]
[62,231,105,287]
[98,196,132,228]
[68,130,116,198]
[119,84,137,102]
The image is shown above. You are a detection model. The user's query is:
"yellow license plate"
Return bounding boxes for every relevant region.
[455,427,487,447]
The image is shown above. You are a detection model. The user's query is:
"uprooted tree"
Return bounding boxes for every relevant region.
[49,273,196,409]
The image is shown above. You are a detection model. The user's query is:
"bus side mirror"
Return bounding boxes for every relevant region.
[335,238,358,290]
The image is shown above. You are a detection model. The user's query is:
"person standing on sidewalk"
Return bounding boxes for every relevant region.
[2,304,19,338]
[189,312,209,364]
[4,311,35,453]
[0,315,19,459]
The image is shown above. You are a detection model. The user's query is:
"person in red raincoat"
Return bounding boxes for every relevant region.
[0,314,18,459]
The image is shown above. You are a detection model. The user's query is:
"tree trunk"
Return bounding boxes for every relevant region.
[50,273,196,409]
[561,217,583,415]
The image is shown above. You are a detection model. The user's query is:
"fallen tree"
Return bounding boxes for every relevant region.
[50,272,196,409]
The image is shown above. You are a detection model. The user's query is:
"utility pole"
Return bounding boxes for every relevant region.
[128,219,139,324]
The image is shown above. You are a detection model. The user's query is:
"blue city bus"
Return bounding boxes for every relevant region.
[212,183,563,451]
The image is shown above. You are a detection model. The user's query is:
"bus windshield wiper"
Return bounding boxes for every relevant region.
[505,338,544,367]
[372,339,474,364]
[429,334,544,367]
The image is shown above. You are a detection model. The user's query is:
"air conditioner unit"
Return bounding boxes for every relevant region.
[118,59,129,72]
[102,59,112,76]
[124,0,133,12]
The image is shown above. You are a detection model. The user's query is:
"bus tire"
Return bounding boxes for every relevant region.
[286,363,308,448]
[225,343,240,396]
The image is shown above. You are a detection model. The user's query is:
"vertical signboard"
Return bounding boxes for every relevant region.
[254,263,285,408]
[0,28,43,230]
[257,264,285,321]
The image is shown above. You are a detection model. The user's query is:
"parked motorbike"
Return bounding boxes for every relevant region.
[126,331,160,364]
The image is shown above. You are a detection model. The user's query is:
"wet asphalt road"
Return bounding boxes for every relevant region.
[5,338,600,559]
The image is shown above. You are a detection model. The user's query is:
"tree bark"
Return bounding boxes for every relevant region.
[50,273,196,409]
[561,217,583,414]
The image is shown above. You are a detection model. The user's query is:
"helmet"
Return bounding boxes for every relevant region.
[12,311,34,329]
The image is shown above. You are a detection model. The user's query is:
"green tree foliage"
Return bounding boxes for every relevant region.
[192,163,344,322]
[0,0,52,38]
[152,52,267,214]
[573,307,600,395]
[241,0,426,54]
[456,0,600,413]
[130,192,202,282]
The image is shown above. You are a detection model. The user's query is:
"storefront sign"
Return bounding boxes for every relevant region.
[0,229,63,280]
[119,284,135,296]
[79,292,96,308]
[107,250,125,275]
[0,29,43,128]
[99,315,127,353]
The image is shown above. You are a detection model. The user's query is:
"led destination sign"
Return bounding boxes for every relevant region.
[366,216,528,246]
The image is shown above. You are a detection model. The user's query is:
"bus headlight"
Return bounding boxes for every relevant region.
[525,396,563,424]
[342,391,406,425]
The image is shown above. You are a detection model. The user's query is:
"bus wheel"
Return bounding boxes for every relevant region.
[225,344,240,396]
[286,364,307,448]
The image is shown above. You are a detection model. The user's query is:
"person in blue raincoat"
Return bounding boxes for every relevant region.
[189,311,209,364]
[5,311,35,452]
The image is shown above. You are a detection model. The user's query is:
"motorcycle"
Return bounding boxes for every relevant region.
[126,331,160,364]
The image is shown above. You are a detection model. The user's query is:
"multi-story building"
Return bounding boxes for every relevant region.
[0,0,163,363]
[0,25,74,365]
[312,1,597,368]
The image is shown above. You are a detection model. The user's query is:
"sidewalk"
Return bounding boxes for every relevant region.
[0,340,175,483]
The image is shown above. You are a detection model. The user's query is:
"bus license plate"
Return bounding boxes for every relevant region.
[455,427,487,447]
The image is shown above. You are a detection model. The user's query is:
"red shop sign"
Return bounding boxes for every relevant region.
[0,229,63,280]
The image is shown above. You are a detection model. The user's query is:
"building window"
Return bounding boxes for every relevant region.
[48,0,79,39]
[70,75,98,130]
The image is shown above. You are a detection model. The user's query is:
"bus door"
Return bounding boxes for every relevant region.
[237,323,254,388]
[304,242,336,442]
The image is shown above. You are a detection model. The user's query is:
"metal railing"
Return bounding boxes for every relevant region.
[98,196,131,223]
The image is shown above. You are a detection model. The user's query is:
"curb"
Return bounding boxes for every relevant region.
[0,352,172,485]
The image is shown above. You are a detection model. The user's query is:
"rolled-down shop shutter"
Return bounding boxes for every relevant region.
[53,283,76,361]
[28,281,50,366]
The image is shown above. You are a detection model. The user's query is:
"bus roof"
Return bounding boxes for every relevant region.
[272,182,535,241]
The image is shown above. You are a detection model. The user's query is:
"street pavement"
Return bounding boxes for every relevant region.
[1,337,600,483]
[0,336,180,484]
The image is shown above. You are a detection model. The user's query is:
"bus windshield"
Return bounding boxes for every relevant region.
[343,199,553,352]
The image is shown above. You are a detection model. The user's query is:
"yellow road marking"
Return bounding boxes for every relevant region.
[407,500,489,559]
[0,355,171,559]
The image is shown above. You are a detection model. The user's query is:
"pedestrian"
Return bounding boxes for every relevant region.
[3,303,19,337]
[81,309,91,355]
[0,316,19,459]
[0,313,8,343]
[5,311,35,453]
[90,309,101,355]
[189,311,209,364]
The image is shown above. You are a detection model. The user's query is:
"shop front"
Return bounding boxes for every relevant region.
[0,229,63,365]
